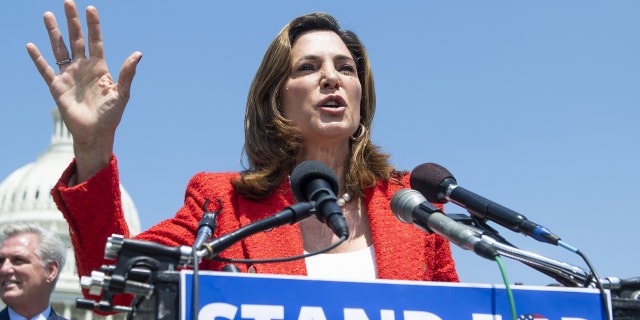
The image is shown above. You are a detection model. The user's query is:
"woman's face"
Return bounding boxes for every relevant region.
[281,30,362,147]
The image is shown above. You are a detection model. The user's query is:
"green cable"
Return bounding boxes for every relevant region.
[495,255,517,320]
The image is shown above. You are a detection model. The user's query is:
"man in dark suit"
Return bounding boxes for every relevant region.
[0,224,67,319]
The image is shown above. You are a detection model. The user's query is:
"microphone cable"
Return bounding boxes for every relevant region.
[494,255,517,320]
[210,235,347,265]
[577,249,611,320]
[554,240,611,320]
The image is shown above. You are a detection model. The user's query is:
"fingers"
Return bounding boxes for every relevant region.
[116,52,143,100]
[44,11,72,71]
[26,43,56,86]
[64,0,86,60]
[86,6,104,60]
[40,0,106,74]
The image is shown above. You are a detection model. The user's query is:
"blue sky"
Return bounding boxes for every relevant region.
[1,1,638,288]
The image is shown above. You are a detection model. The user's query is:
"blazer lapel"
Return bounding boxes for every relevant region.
[0,308,9,320]
[49,309,64,320]
[236,181,307,276]
[366,178,429,281]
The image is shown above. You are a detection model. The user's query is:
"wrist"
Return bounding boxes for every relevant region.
[73,140,114,183]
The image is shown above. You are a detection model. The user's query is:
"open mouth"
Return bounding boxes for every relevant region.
[323,100,342,108]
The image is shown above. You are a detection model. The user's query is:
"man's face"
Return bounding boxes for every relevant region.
[0,233,53,308]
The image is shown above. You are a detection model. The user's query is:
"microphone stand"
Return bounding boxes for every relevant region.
[478,234,592,287]
[76,234,189,319]
[192,198,222,320]
[447,213,516,248]
[200,202,315,260]
[450,213,592,287]
[450,213,640,318]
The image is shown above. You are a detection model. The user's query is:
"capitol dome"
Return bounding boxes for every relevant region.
[0,108,141,319]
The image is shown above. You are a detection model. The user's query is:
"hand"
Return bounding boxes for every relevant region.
[26,0,142,182]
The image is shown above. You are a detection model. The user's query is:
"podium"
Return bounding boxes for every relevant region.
[180,271,610,319]
[77,235,626,319]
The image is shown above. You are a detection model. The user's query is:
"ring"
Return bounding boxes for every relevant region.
[56,58,73,66]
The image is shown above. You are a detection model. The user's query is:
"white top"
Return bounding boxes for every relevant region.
[304,245,377,281]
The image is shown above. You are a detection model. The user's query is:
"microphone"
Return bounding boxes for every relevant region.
[409,162,561,245]
[290,160,349,238]
[193,198,221,250]
[391,189,498,260]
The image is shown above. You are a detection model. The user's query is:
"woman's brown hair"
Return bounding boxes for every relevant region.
[232,12,397,199]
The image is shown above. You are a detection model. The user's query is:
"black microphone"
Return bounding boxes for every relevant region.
[410,163,561,245]
[391,189,498,260]
[290,160,349,238]
[193,198,221,250]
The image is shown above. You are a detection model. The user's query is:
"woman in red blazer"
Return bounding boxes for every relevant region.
[27,0,459,303]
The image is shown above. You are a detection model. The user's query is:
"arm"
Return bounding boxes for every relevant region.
[52,159,244,305]
[51,156,131,281]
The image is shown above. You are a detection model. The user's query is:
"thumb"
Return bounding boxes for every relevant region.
[116,51,143,101]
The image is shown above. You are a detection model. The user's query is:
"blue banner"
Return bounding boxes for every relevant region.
[180,271,608,320]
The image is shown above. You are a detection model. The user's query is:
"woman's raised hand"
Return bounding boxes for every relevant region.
[26,0,142,182]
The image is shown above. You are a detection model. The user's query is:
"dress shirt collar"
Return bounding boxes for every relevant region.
[7,305,52,320]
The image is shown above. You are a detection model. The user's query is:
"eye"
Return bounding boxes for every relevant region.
[339,64,357,75]
[296,63,317,73]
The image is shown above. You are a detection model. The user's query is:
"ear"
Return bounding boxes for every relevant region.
[46,260,60,283]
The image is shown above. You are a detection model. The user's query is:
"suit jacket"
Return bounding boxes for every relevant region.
[0,307,67,320]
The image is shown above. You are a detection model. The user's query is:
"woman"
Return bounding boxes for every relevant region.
[26,0,458,299]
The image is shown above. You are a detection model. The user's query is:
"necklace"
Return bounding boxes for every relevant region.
[336,192,351,207]
[321,192,355,237]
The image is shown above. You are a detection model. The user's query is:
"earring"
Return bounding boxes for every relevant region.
[350,123,366,141]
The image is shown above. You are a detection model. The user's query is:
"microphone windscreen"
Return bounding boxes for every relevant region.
[290,160,339,202]
[409,163,455,203]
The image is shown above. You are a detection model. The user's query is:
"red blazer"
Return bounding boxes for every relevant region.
[52,156,459,300]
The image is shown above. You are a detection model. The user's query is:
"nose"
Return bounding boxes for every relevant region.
[0,259,13,275]
[320,68,340,90]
